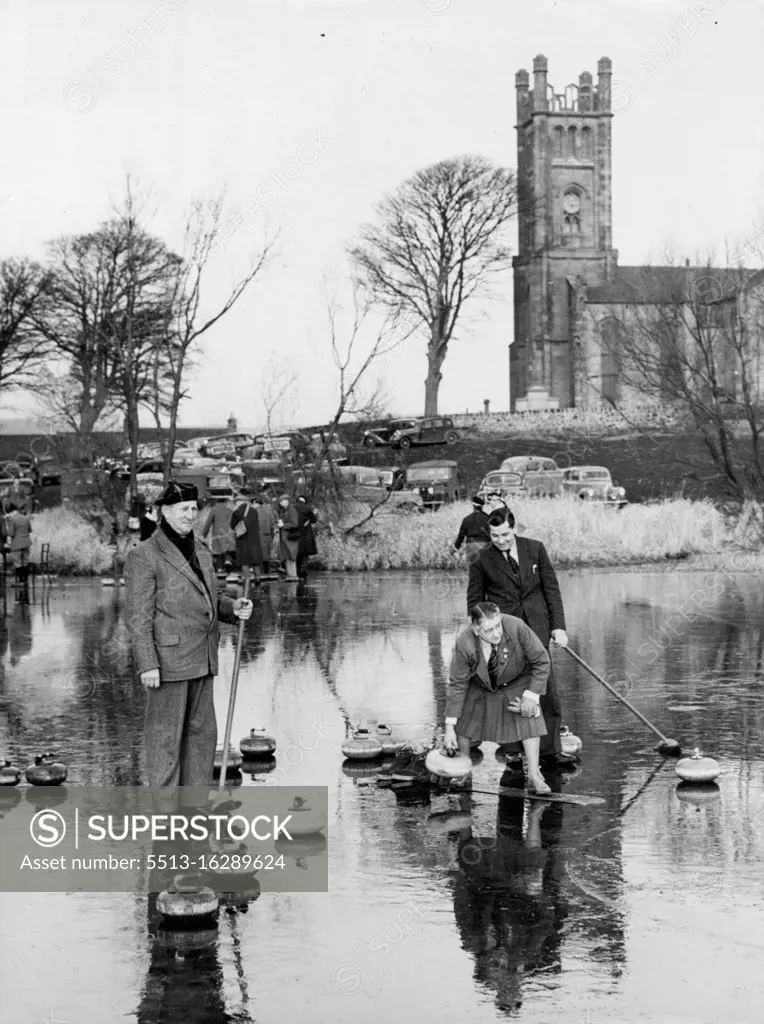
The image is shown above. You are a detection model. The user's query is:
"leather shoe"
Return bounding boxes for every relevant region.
[541,752,579,767]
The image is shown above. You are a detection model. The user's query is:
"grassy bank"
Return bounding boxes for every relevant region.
[315,496,730,571]
[29,508,115,575]
[26,497,748,576]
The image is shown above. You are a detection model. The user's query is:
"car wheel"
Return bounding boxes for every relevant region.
[363,436,375,448]
[445,432,458,445]
[399,437,412,450]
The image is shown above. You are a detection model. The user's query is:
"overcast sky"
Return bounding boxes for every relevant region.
[1,0,763,431]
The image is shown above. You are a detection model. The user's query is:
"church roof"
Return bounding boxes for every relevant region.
[586,265,761,305]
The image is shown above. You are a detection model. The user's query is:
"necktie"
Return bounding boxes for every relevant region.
[505,550,519,575]
[488,644,499,687]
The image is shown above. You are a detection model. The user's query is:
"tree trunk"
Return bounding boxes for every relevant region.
[424,330,446,415]
[424,363,442,416]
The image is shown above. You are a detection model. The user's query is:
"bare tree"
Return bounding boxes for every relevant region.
[350,155,516,415]
[109,182,180,507]
[158,197,275,481]
[308,273,416,498]
[0,258,52,395]
[597,263,764,498]
[35,231,129,465]
[260,351,298,439]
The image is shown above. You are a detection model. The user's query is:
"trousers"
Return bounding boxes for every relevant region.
[144,674,217,786]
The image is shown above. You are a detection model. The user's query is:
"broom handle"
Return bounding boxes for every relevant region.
[218,577,251,790]
[563,645,673,745]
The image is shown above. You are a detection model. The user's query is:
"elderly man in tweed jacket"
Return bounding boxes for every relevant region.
[124,481,253,787]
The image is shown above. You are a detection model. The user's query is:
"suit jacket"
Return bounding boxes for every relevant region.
[466,537,565,648]
[124,528,237,682]
[446,614,550,720]
[454,510,490,548]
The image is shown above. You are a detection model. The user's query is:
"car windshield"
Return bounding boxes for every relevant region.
[407,467,452,482]
[485,473,522,485]
[580,470,610,480]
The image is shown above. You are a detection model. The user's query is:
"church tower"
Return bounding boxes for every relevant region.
[511,56,619,410]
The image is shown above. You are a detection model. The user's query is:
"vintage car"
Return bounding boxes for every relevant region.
[242,458,285,493]
[499,455,563,496]
[362,419,419,448]
[335,465,422,510]
[403,460,461,510]
[561,466,627,507]
[391,417,460,450]
[477,470,527,502]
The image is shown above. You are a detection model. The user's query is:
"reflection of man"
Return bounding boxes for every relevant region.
[452,495,490,565]
[466,506,574,766]
[124,481,253,787]
[450,786,567,1015]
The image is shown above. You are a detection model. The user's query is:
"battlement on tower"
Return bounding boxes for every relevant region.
[515,55,613,123]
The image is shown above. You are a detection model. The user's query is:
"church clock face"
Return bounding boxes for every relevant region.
[563,192,581,215]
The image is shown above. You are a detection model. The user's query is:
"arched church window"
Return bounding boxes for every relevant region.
[562,190,581,236]
[599,319,623,406]
[567,126,577,158]
[581,126,592,159]
[553,126,564,157]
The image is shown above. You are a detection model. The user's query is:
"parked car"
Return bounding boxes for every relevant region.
[201,436,238,459]
[477,470,527,503]
[403,460,461,510]
[186,436,213,452]
[362,419,419,448]
[499,455,563,496]
[391,417,460,450]
[561,466,627,507]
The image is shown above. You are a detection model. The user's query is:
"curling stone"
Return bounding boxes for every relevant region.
[213,745,243,776]
[154,925,219,953]
[240,728,277,759]
[675,748,720,784]
[157,874,219,920]
[25,753,68,786]
[0,760,21,786]
[247,757,277,777]
[376,724,403,756]
[0,788,22,813]
[424,747,472,780]
[275,832,327,861]
[342,759,381,780]
[284,795,326,835]
[560,726,583,757]
[425,810,473,836]
[676,781,721,805]
[341,726,383,761]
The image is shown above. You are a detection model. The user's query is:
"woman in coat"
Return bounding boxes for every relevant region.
[444,600,552,795]
[277,494,300,581]
[295,495,318,579]
[230,493,263,586]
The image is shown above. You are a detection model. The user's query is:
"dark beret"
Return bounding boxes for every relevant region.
[155,480,199,506]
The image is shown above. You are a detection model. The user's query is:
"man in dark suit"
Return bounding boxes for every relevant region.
[466,505,575,766]
[124,480,253,787]
[453,495,491,565]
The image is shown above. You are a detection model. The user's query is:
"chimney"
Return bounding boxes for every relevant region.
[578,70,593,112]
[533,54,549,112]
[596,57,612,111]
[515,68,530,122]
